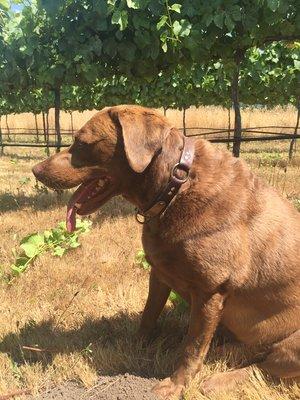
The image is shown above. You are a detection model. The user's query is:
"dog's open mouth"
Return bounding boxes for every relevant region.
[66,176,115,232]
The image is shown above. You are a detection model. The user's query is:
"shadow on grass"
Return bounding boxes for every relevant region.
[92,197,136,225]
[0,311,189,378]
[0,191,135,220]
[0,191,69,213]
[0,307,243,382]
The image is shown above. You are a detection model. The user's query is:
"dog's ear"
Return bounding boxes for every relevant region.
[112,108,172,173]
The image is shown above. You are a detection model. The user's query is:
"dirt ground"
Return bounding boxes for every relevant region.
[34,374,159,400]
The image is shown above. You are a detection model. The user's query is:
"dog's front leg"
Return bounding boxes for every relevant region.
[153,290,226,400]
[138,269,171,340]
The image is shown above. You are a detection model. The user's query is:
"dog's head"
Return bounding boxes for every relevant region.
[32,105,173,231]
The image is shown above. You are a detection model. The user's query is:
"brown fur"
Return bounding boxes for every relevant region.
[32,105,300,399]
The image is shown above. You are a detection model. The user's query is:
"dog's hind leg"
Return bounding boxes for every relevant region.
[259,328,300,379]
[138,269,171,340]
[201,367,254,395]
[201,329,300,395]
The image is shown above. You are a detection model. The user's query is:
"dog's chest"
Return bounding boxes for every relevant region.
[142,227,233,292]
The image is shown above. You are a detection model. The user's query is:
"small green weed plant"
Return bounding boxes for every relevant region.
[2,219,92,281]
[135,249,151,270]
[293,198,300,211]
[258,152,285,167]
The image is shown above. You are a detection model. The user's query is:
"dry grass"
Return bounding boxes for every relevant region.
[0,106,299,399]
[1,105,298,133]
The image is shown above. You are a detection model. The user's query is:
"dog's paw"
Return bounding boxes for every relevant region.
[152,377,184,399]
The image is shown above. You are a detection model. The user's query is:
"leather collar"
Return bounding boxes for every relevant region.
[136,136,195,223]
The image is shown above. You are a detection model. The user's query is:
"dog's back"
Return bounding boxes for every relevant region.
[223,177,300,345]
[192,142,300,345]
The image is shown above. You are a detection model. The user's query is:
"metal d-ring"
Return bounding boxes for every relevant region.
[171,163,190,183]
[135,209,146,224]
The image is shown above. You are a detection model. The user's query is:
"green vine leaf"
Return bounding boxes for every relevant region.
[20,243,40,258]
[126,0,141,9]
[111,9,128,31]
[214,13,224,29]
[0,0,9,11]
[53,246,65,257]
[170,4,181,13]
[157,15,168,30]
[267,0,280,12]
[4,219,92,281]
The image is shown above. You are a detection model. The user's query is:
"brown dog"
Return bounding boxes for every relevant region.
[32,105,300,399]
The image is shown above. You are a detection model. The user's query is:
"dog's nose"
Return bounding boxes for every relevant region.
[32,162,44,179]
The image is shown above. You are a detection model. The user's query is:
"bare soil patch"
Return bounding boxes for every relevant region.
[34,374,159,400]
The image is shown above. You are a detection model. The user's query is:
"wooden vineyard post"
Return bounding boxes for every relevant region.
[231,50,244,158]
[183,107,187,135]
[34,114,39,143]
[70,111,74,134]
[42,111,50,156]
[288,98,299,160]
[0,115,3,155]
[54,87,61,153]
[227,106,231,150]
[5,114,11,142]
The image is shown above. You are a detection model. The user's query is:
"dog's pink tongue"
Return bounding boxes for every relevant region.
[66,205,77,232]
[66,180,97,232]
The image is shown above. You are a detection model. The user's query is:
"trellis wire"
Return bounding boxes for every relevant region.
[0,126,299,156]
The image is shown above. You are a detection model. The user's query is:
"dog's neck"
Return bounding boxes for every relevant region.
[123,133,259,236]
